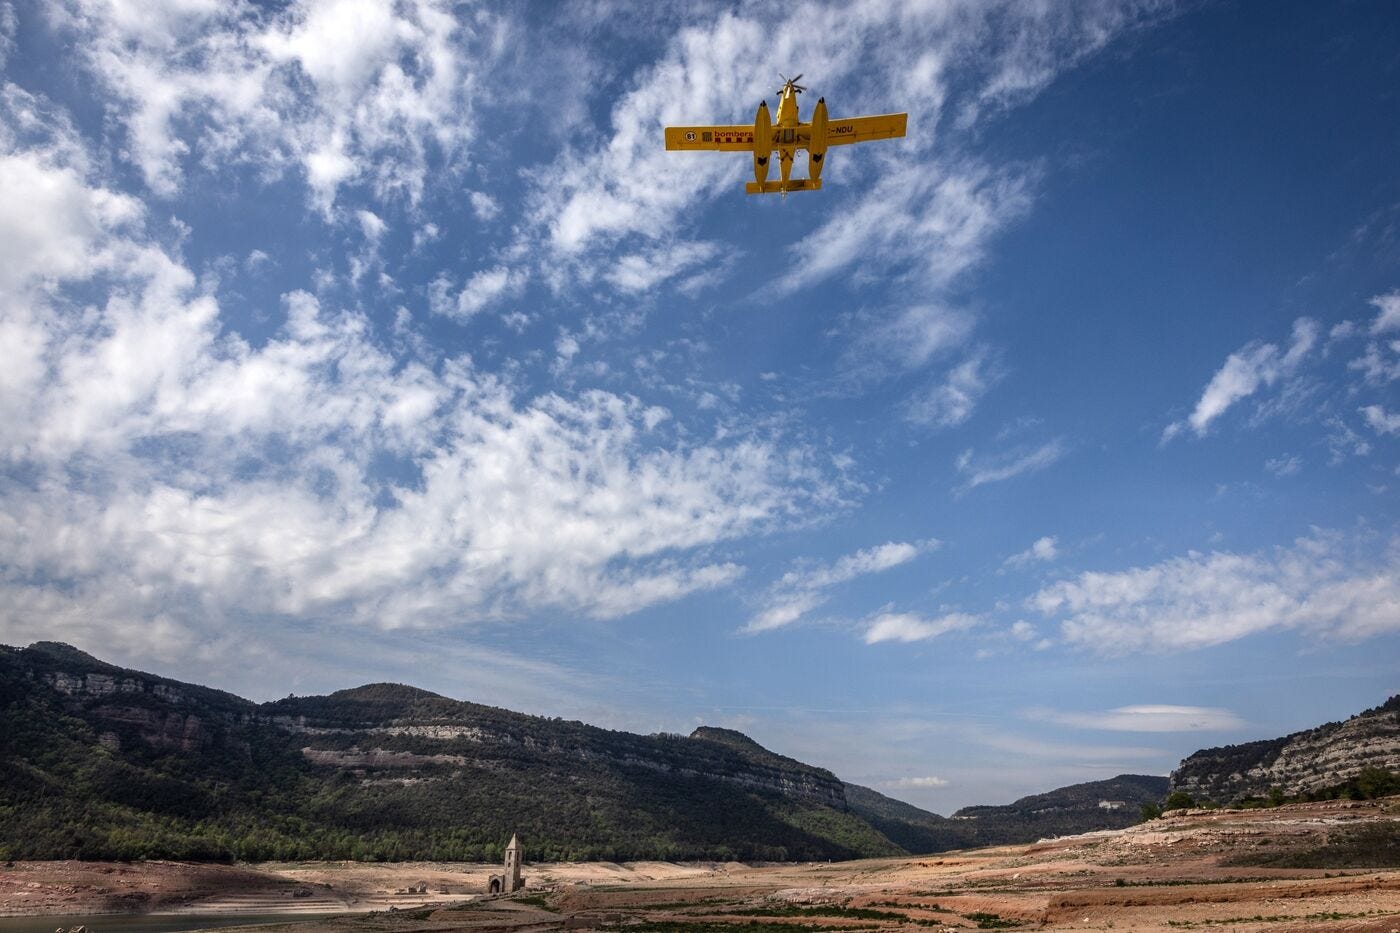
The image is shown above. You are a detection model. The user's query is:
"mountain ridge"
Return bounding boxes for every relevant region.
[2,641,1180,863]
[0,642,895,862]
[1171,694,1400,802]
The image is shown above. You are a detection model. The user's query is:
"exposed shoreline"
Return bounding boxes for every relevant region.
[0,858,726,918]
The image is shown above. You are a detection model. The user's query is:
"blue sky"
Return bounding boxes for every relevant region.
[2,0,1398,812]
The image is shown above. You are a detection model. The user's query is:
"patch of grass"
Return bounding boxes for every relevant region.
[729,905,907,921]
[631,897,730,910]
[963,912,1028,929]
[1109,876,1279,887]
[367,906,435,920]
[867,899,954,913]
[509,893,554,908]
[711,904,943,926]
[1166,909,1384,927]
[1221,823,1400,869]
[599,922,846,933]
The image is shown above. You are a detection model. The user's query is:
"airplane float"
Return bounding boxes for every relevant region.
[664,75,907,195]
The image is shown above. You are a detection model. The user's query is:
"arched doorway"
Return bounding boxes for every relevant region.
[489,878,501,895]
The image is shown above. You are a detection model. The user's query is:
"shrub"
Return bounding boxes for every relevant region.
[1162,791,1195,811]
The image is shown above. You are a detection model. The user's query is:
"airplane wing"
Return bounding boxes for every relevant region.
[823,113,907,146]
[664,112,907,151]
[664,125,757,151]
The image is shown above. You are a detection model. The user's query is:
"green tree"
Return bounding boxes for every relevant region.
[1353,767,1398,799]
[1162,791,1195,811]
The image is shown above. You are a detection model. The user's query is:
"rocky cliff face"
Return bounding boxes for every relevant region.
[1171,696,1400,802]
[20,647,850,808]
[268,704,847,807]
[26,647,247,752]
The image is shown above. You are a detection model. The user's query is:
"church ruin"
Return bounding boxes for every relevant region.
[487,833,524,894]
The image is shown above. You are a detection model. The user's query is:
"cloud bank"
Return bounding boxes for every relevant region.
[0,89,841,659]
[1032,532,1400,654]
[1024,704,1245,732]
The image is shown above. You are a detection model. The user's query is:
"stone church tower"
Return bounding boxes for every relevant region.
[487,834,524,894]
[504,833,523,892]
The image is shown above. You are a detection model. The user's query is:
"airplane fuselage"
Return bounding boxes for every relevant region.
[776,83,801,127]
[757,79,819,192]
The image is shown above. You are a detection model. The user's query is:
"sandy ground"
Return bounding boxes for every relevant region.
[4,797,1398,931]
[0,859,723,917]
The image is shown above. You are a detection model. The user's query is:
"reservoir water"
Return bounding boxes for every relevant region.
[0,912,351,933]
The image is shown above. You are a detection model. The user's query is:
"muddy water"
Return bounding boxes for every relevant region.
[0,912,350,933]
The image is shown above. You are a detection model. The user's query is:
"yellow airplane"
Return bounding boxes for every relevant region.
[664,75,907,195]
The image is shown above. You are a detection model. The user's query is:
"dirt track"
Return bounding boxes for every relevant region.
[4,797,1398,931]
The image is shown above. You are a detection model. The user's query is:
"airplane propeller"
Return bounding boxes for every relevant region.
[778,73,806,94]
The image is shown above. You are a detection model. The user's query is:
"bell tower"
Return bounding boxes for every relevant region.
[504,833,523,892]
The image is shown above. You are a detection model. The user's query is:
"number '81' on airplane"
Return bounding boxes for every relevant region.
[664,75,907,195]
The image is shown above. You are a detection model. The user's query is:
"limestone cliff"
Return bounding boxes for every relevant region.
[1171,696,1400,802]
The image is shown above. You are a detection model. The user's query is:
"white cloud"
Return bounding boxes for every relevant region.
[469,190,500,221]
[1005,535,1058,567]
[963,0,1169,122]
[1024,704,1245,732]
[552,332,582,375]
[53,0,484,211]
[796,166,1027,401]
[1370,290,1400,334]
[843,304,975,379]
[356,209,386,242]
[1350,339,1400,385]
[781,163,1032,296]
[0,4,15,71]
[1361,405,1400,435]
[905,348,1003,429]
[1164,317,1319,441]
[883,775,950,789]
[431,265,527,320]
[1264,453,1303,476]
[1325,416,1373,463]
[799,542,926,590]
[746,592,826,635]
[956,439,1066,491]
[745,540,931,633]
[605,240,722,294]
[411,222,440,250]
[864,611,978,644]
[1032,531,1400,654]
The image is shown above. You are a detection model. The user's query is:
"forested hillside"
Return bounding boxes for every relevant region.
[0,642,1170,863]
[948,774,1170,842]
